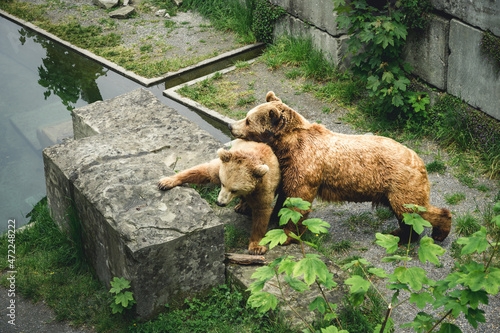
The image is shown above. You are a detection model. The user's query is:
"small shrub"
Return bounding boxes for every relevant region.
[426,160,447,174]
[109,277,136,314]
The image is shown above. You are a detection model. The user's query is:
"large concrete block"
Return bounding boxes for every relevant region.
[270,0,346,36]
[432,0,500,36]
[403,15,450,90]
[274,14,350,70]
[448,20,500,120]
[44,89,225,318]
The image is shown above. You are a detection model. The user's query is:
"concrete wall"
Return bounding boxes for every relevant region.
[270,0,500,121]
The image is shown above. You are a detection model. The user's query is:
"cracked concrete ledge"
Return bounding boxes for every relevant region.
[0,9,265,88]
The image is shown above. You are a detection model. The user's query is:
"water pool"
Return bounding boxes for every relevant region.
[0,15,230,232]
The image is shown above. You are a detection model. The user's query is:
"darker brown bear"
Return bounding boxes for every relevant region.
[229,91,451,244]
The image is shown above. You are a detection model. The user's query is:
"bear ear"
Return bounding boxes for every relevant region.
[218,148,231,163]
[253,164,269,178]
[266,91,281,102]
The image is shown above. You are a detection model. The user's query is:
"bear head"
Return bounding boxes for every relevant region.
[215,148,269,207]
[228,91,308,144]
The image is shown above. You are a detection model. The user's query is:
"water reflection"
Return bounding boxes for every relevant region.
[20,28,106,111]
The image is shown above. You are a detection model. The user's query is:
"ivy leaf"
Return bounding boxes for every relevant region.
[250,265,275,283]
[382,71,394,83]
[247,291,278,313]
[375,233,399,253]
[293,254,328,285]
[318,272,338,289]
[110,302,124,314]
[456,227,490,254]
[459,267,500,295]
[309,296,327,314]
[392,94,404,107]
[393,267,428,291]
[278,208,302,226]
[303,218,331,234]
[367,75,381,91]
[283,275,309,292]
[401,312,435,331]
[418,236,446,265]
[259,229,288,249]
[110,277,131,294]
[403,212,432,235]
[409,291,434,309]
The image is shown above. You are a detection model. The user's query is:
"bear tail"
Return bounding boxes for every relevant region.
[420,206,452,242]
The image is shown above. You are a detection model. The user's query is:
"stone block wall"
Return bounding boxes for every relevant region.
[43,88,226,318]
[270,0,500,120]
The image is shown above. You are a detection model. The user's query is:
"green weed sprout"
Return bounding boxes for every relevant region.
[109,277,136,314]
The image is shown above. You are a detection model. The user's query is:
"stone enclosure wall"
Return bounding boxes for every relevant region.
[270,0,500,121]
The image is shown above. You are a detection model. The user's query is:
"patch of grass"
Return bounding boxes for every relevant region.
[0,198,126,332]
[445,192,466,205]
[190,184,221,206]
[129,284,292,333]
[224,224,248,252]
[346,212,379,231]
[375,207,394,221]
[426,160,447,174]
[237,94,256,106]
[455,211,481,236]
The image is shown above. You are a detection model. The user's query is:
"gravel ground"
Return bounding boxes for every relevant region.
[4,0,500,332]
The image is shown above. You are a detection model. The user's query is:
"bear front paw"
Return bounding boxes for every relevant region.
[248,242,267,255]
[158,177,179,191]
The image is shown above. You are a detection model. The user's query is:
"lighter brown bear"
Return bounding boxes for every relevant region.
[228,91,451,244]
[158,139,281,254]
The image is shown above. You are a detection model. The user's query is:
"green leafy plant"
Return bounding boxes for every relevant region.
[344,203,500,332]
[247,197,347,332]
[334,0,431,121]
[480,30,500,72]
[109,277,136,314]
[252,0,286,44]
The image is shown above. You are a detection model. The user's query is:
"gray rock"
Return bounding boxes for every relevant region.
[110,6,136,19]
[44,89,225,318]
[92,0,119,10]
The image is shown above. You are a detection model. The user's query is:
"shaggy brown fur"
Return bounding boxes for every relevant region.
[158,139,281,254]
[229,91,451,244]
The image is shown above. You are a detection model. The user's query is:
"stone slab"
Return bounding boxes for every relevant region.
[273,14,350,70]
[403,14,450,90]
[432,0,500,37]
[448,19,500,120]
[270,0,346,37]
[44,89,225,318]
[37,120,73,148]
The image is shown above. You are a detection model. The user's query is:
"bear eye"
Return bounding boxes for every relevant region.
[245,118,250,126]
[231,190,237,194]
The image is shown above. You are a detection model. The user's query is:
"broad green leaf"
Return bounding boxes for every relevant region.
[259,229,288,249]
[309,296,327,314]
[403,212,432,235]
[345,275,370,294]
[324,311,338,322]
[392,94,404,107]
[248,278,267,293]
[293,255,328,285]
[368,267,389,278]
[318,272,338,289]
[387,283,409,291]
[250,265,275,282]
[110,277,131,294]
[278,208,303,226]
[110,302,124,314]
[303,218,331,234]
[343,258,371,269]
[277,257,297,276]
[456,227,490,254]
[459,267,500,295]
[375,233,399,253]
[393,267,428,291]
[381,255,411,262]
[401,312,435,332]
[284,275,309,292]
[269,255,287,268]
[382,71,394,83]
[403,204,427,212]
[115,291,134,308]
[464,307,486,329]
[284,197,311,210]
[367,75,381,91]
[409,292,434,309]
[320,325,348,333]
[460,289,489,309]
[247,292,278,313]
[418,236,446,264]
[393,78,407,91]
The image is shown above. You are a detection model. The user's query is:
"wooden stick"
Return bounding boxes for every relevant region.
[225,253,268,265]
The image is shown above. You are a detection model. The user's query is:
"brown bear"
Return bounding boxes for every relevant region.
[158,139,281,254]
[228,91,451,244]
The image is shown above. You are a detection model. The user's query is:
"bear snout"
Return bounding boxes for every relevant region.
[216,201,227,207]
